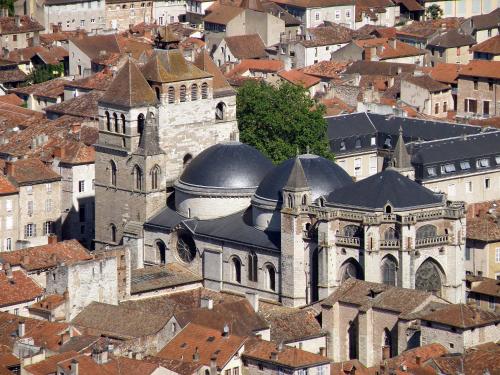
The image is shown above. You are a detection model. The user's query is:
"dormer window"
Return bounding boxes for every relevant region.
[476,158,490,169]
[495,155,500,165]
[460,161,470,170]
[340,140,346,151]
[440,164,456,174]
[427,167,437,176]
[384,136,392,148]
[370,136,376,146]
[354,138,361,149]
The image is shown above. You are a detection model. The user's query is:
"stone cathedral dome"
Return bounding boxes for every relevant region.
[174,142,273,220]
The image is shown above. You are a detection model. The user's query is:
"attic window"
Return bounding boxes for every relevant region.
[495,155,500,165]
[440,164,456,174]
[460,161,470,170]
[476,158,490,169]
[340,141,346,151]
[355,138,361,148]
[427,167,437,176]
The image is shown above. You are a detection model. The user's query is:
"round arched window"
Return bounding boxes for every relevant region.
[176,232,197,263]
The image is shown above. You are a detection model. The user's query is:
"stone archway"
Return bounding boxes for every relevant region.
[340,258,364,282]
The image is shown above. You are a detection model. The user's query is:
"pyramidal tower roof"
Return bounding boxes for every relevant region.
[284,157,310,191]
[391,126,412,169]
[100,58,158,108]
[135,110,164,156]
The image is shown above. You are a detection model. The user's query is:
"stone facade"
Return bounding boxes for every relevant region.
[457,71,500,119]
[0,191,19,252]
[105,0,154,31]
[38,0,105,33]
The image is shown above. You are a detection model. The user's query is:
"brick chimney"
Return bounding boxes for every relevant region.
[48,234,58,245]
[53,146,65,159]
[4,161,15,176]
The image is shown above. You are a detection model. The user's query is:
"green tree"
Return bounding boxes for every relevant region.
[237,80,333,164]
[0,0,15,16]
[24,63,65,86]
[426,4,443,20]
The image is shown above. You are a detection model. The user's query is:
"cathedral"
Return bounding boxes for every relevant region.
[94,50,466,307]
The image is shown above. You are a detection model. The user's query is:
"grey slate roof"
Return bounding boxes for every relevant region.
[391,127,412,169]
[145,203,280,251]
[178,142,273,190]
[327,169,443,211]
[255,154,353,202]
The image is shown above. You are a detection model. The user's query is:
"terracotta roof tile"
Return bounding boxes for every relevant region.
[429,63,460,84]
[2,158,60,185]
[157,323,247,369]
[0,16,44,34]
[302,61,348,79]
[71,301,173,339]
[301,23,357,47]
[427,28,476,48]
[193,51,233,94]
[354,38,426,60]
[403,74,450,92]
[224,34,267,60]
[39,30,86,45]
[0,101,43,128]
[0,312,71,351]
[100,58,158,108]
[278,69,320,88]
[244,338,329,369]
[397,17,462,39]
[10,78,66,99]
[55,354,160,375]
[459,60,500,79]
[29,294,66,313]
[23,351,78,375]
[45,90,102,120]
[465,8,500,31]
[65,70,114,91]
[0,269,43,307]
[144,357,204,375]
[0,67,27,84]
[0,175,17,195]
[203,3,245,25]
[467,276,500,298]
[0,240,92,272]
[0,94,23,106]
[466,206,500,242]
[471,35,500,55]
[420,304,500,329]
[131,263,202,294]
[260,308,325,343]
[226,59,284,78]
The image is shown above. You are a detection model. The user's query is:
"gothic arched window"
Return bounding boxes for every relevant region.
[231,257,242,283]
[415,258,444,296]
[340,258,363,282]
[216,102,226,120]
[121,114,126,133]
[265,264,276,291]
[151,165,160,190]
[416,225,437,239]
[109,160,117,186]
[137,113,145,137]
[113,112,119,132]
[134,165,143,191]
[191,84,198,101]
[301,195,307,205]
[168,86,175,104]
[201,82,208,99]
[248,252,258,282]
[287,194,293,208]
[105,111,111,131]
[180,85,186,102]
[381,256,397,286]
[343,225,362,238]
[384,227,399,240]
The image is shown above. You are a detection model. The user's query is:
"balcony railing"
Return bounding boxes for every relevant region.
[415,235,449,248]
[336,236,361,247]
[380,239,400,249]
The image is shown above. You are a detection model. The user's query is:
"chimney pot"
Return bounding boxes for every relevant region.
[201,297,213,310]
[18,321,25,337]
[4,161,15,176]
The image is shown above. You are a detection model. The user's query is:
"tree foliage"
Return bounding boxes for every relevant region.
[426,4,443,20]
[236,80,333,164]
[0,0,15,16]
[24,63,65,85]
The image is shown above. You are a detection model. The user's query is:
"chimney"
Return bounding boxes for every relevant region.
[53,146,65,159]
[200,297,213,310]
[222,323,229,337]
[382,346,390,360]
[415,355,421,366]
[193,347,200,362]
[4,161,14,176]
[319,347,326,356]
[70,359,78,375]
[48,234,58,245]
[245,292,259,312]
[4,263,13,279]
[210,357,217,375]
[15,15,20,28]
[271,352,278,361]
[18,321,25,337]
[389,39,396,49]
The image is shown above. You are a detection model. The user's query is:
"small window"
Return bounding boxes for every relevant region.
[495,155,500,165]
[474,79,478,90]
[476,158,490,169]
[441,164,456,174]
[460,161,470,170]
[26,186,33,195]
[168,86,175,103]
[485,178,491,189]
[191,84,198,101]
[201,82,208,99]
[340,140,346,151]
[370,136,376,146]
[180,85,186,102]
[79,180,85,192]
[46,183,52,192]
[354,138,361,148]
[488,80,493,91]
[427,167,437,176]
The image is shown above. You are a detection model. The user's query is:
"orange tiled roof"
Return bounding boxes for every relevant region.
[0,240,92,272]
[23,352,79,375]
[29,294,66,312]
[471,35,500,55]
[244,338,329,368]
[420,304,500,329]
[429,62,460,84]
[226,59,284,78]
[156,323,247,370]
[278,69,320,88]
[10,78,66,99]
[2,158,61,185]
[355,38,426,60]
[302,60,348,79]
[0,94,23,106]
[459,60,500,80]
[0,175,17,195]
[0,16,44,34]
[0,270,43,307]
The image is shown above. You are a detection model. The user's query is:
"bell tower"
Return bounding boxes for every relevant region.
[280,157,311,307]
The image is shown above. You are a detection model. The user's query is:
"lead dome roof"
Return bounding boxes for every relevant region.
[178,142,273,190]
[254,154,353,202]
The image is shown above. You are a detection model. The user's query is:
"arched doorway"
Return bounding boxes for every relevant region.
[415,258,444,296]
